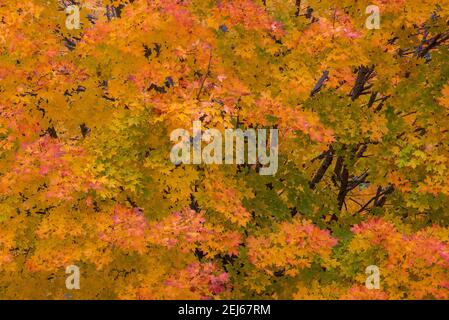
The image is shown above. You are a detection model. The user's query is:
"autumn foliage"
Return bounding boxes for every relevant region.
[1,0,449,300]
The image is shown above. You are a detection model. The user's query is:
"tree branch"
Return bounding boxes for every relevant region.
[310,70,329,96]
[309,146,334,190]
[349,65,375,101]
[196,49,213,100]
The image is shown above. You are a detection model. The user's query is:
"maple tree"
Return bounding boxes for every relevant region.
[1,0,449,300]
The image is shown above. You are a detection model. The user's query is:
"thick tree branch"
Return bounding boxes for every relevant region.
[337,166,349,210]
[350,65,375,101]
[197,49,213,100]
[357,185,394,213]
[309,146,334,190]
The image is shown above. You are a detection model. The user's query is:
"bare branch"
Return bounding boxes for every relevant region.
[309,146,334,190]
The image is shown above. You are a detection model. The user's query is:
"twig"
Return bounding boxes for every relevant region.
[196,49,213,100]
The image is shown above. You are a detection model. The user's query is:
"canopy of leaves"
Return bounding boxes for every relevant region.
[1,0,449,299]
